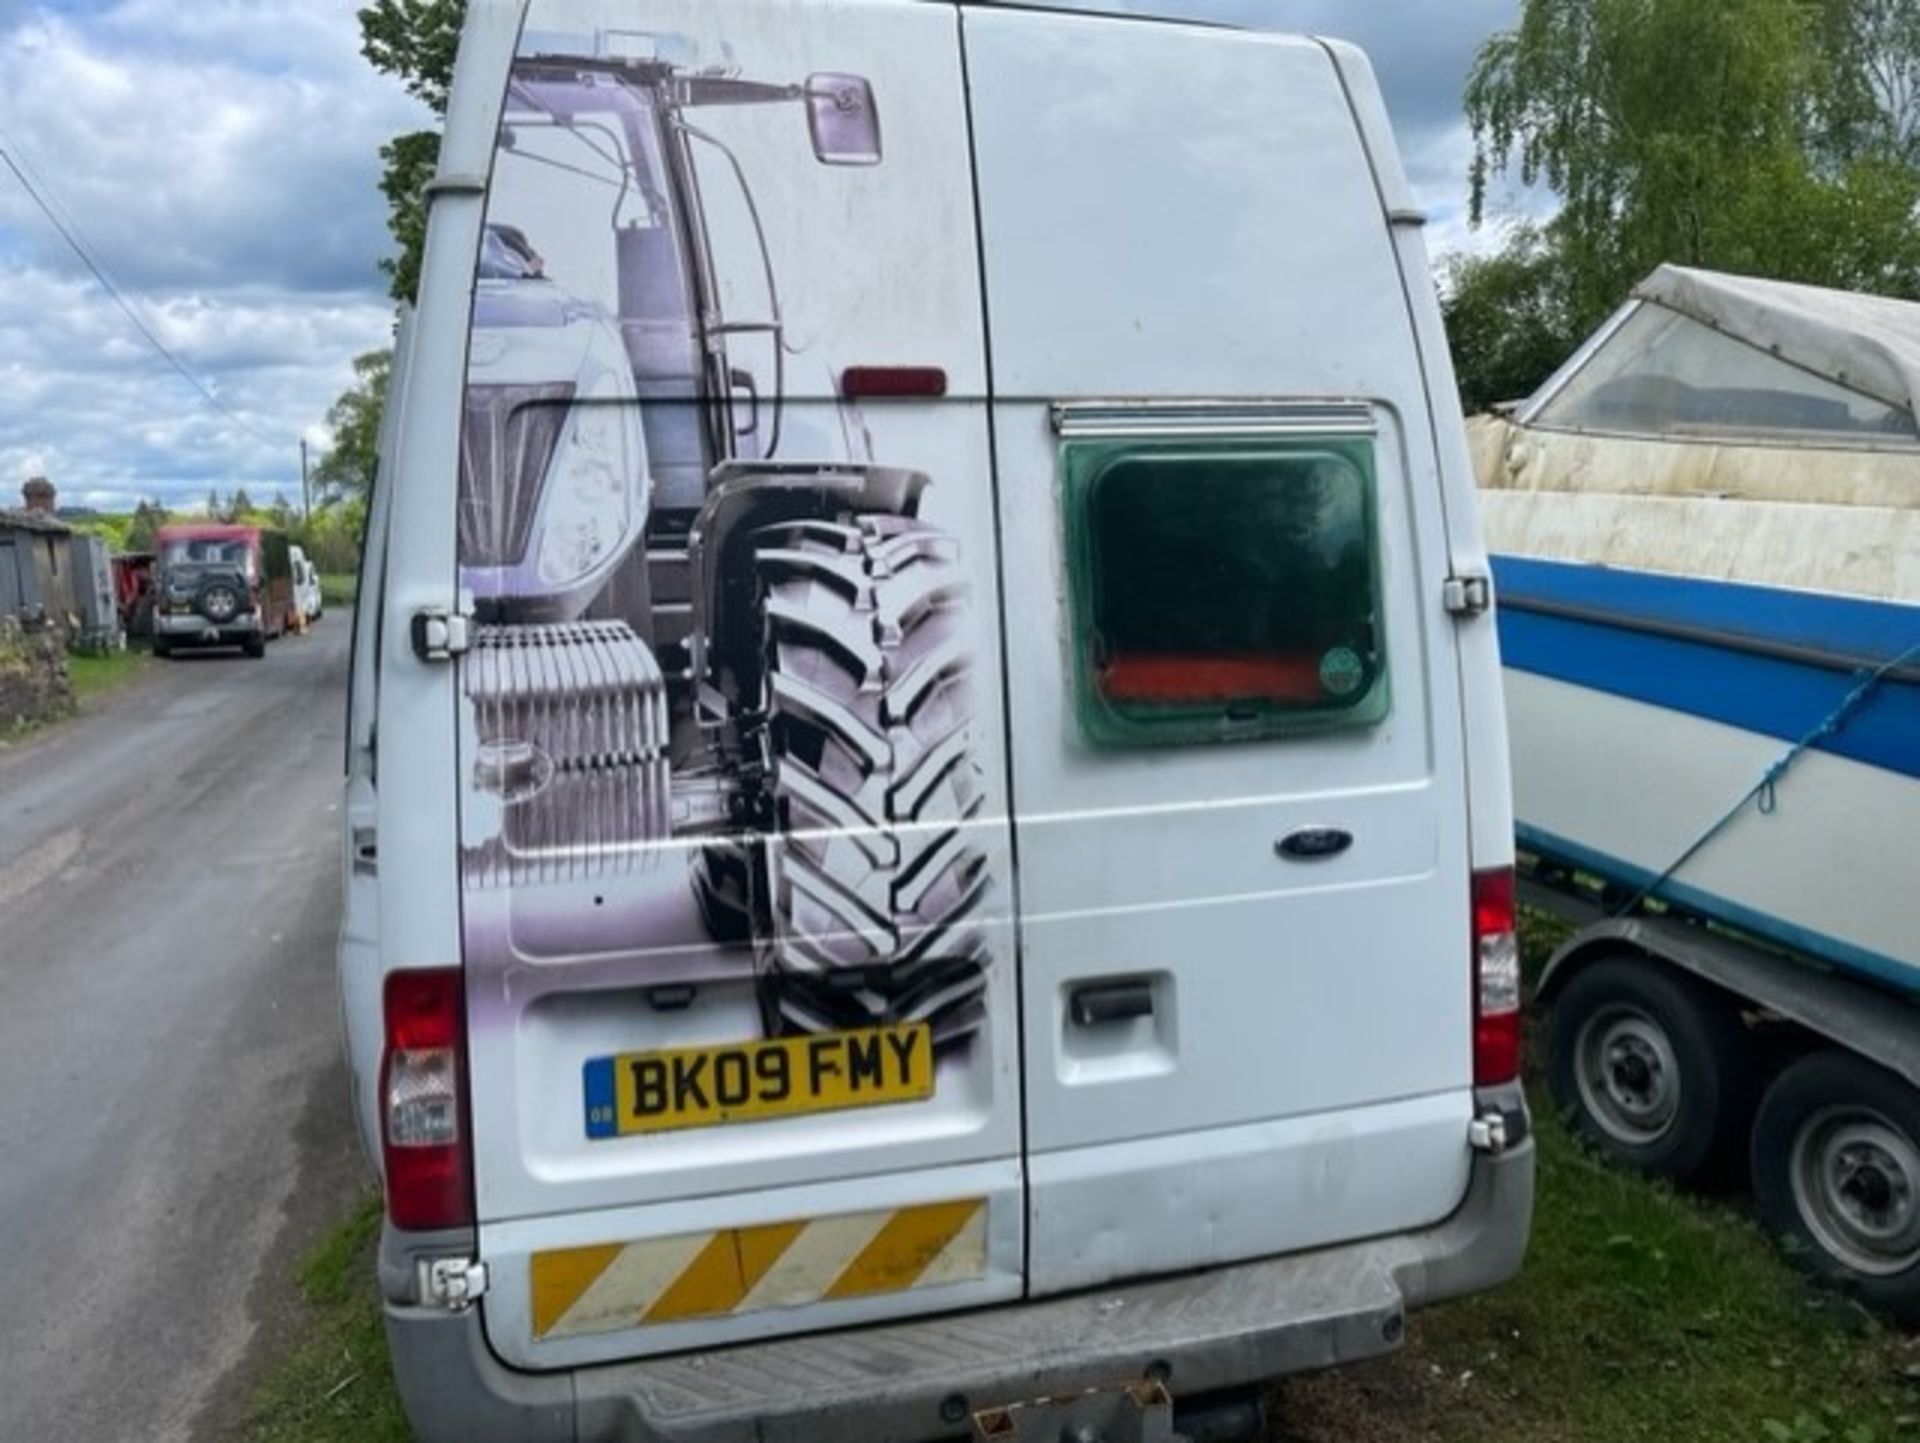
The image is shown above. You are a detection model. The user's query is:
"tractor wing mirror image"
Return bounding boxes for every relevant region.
[806,73,882,166]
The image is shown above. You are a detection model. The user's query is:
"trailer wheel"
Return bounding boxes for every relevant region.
[752,515,990,1051]
[1752,1051,1920,1323]
[1548,956,1754,1184]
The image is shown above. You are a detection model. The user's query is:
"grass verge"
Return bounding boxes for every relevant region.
[1277,1101,1919,1442]
[68,647,151,706]
[240,1197,408,1443]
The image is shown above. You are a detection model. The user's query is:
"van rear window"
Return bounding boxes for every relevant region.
[1062,436,1388,746]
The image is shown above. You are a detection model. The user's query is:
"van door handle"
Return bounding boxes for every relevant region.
[352,827,378,876]
[1070,982,1154,1027]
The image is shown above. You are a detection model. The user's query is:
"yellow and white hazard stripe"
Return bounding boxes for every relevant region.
[530,1199,987,1340]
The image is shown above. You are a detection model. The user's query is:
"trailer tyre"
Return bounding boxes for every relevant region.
[1752,1051,1920,1324]
[751,515,991,1051]
[1548,956,1755,1184]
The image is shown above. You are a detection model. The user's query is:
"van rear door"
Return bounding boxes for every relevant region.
[964,8,1478,1292]
[447,0,1023,1371]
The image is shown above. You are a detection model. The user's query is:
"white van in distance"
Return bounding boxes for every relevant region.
[338,3,1531,1439]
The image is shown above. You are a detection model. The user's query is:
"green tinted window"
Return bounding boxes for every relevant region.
[1062,435,1388,747]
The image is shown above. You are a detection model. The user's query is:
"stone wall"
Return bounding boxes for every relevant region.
[0,616,73,731]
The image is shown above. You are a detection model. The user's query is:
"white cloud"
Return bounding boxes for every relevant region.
[0,0,427,510]
[0,0,1538,512]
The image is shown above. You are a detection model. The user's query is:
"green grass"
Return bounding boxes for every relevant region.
[241,1196,409,1443]
[67,648,151,706]
[247,917,1919,1443]
[319,574,359,608]
[1280,1102,1918,1442]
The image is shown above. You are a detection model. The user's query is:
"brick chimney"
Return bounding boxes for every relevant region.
[21,477,55,514]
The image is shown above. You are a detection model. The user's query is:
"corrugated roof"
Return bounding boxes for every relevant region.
[1636,265,1920,417]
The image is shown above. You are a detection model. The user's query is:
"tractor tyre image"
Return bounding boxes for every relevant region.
[752,515,991,1051]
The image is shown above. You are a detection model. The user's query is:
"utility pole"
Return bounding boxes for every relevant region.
[300,438,311,522]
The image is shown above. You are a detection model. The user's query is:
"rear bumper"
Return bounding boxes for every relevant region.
[383,1117,1533,1443]
[156,613,261,643]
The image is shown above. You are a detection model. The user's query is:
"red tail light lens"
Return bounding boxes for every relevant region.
[381,968,472,1230]
[1473,868,1522,1086]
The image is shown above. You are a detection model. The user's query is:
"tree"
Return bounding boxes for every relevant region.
[360,1,467,301]
[205,485,222,520]
[127,501,166,553]
[269,492,296,530]
[1457,0,1920,404]
[1818,0,1920,165]
[312,350,392,504]
[293,496,370,576]
[1441,228,1576,413]
[223,487,255,523]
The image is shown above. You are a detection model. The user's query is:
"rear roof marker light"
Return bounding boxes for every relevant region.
[840,366,949,400]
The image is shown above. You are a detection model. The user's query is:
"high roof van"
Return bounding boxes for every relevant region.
[338,3,1532,1438]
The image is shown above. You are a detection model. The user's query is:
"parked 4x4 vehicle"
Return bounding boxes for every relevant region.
[152,524,293,659]
[339,5,1531,1441]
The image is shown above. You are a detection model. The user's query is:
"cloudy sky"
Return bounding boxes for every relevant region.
[0,0,1522,514]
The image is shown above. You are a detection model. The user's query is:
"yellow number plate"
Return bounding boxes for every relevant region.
[583,1024,933,1138]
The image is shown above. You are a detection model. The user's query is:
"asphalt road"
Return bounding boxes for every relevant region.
[0,621,364,1443]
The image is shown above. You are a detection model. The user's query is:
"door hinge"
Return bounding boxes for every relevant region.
[1443,574,1493,618]
[410,608,473,663]
[418,1256,489,1312]
[1469,1111,1511,1155]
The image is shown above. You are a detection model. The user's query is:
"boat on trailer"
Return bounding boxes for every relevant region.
[1472,265,1920,995]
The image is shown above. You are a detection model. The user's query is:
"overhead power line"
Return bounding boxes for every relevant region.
[0,140,277,447]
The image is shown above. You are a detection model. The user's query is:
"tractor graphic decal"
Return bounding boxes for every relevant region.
[456,26,992,1067]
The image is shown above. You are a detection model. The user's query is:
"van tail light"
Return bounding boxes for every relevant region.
[1473,868,1522,1087]
[381,968,473,1230]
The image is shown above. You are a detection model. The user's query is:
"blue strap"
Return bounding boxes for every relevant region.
[1617,639,1920,917]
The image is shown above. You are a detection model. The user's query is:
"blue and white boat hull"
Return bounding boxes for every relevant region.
[1495,557,1920,995]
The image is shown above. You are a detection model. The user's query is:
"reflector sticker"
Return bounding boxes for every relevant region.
[530,1199,988,1340]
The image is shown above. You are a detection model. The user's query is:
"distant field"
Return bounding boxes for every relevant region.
[319,574,359,608]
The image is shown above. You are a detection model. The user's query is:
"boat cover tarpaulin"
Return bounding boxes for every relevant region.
[1637,265,1920,418]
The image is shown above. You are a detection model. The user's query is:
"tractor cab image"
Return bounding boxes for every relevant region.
[464,34,882,615]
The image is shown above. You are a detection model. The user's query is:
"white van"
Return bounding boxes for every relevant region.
[338,3,1530,1438]
[291,545,324,625]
